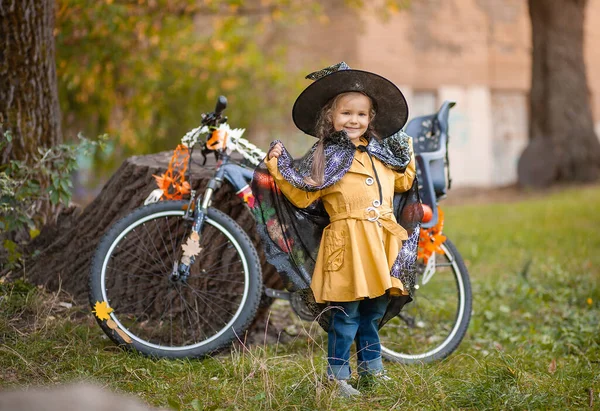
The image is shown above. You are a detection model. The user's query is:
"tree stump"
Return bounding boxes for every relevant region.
[23,151,284,342]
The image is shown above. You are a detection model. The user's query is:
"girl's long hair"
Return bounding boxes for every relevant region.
[305,92,377,186]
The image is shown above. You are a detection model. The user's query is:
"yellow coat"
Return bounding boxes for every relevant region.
[266,139,416,303]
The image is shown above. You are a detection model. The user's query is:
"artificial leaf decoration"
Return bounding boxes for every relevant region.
[418,207,447,264]
[115,328,133,344]
[182,238,202,257]
[237,185,255,207]
[153,144,190,200]
[105,318,133,344]
[93,301,113,321]
[242,191,255,208]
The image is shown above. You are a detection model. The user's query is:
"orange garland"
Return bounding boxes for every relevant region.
[418,207,447,264]
[153,144,191,200]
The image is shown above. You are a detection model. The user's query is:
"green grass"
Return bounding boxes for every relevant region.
[1,185,599,410]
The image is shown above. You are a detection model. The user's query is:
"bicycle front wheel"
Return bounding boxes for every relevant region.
[380,238,472,364]
[89,200,263,358]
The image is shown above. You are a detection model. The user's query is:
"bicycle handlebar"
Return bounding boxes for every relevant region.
[180,96,267,166]
[199,95,228,129]
[214,95,227,117]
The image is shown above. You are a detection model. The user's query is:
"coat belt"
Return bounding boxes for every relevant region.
[328,207,408,240]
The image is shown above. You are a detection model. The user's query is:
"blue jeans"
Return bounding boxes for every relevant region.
[221,163,254,190]
[327,294,389,380]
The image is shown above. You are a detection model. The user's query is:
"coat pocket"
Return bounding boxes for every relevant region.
[323,230,346,272]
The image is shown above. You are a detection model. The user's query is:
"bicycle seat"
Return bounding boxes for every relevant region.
[404,100,455,228]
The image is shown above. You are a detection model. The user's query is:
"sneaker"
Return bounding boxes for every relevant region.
[331,379,361,398]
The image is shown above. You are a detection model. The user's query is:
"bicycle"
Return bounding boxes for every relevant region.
[89,96,472,364]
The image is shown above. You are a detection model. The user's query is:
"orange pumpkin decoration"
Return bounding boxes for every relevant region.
[421,204,433,223]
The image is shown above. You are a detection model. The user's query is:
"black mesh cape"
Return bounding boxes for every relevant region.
[250,131,422,330]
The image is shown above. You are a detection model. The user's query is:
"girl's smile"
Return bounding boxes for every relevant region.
[331,93,372,142]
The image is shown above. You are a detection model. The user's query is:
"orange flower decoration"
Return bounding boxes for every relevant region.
[418,207,447,264]
[153,145,191,200]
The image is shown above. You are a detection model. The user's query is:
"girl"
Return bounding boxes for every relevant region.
[251,62,421,397]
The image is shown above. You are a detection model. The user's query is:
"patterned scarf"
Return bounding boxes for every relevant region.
[272,129,413,191]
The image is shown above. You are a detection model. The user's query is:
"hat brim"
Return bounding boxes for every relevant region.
[292,69,408,138]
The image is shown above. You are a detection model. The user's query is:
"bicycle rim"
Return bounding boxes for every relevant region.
[380,240,471,363]
[98,206,251,352]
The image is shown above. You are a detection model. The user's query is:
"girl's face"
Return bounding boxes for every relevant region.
[331,92,372,142]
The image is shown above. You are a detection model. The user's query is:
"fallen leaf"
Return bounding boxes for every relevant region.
[548,358,557,374]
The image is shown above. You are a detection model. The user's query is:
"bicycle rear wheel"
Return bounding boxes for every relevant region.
[380,238,472,364]
[89,200,262,358]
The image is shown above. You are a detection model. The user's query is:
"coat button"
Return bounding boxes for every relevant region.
[365,177,374,186]
[372,200,381,207]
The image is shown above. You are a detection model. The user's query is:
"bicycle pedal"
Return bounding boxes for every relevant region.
[264,288,291,300]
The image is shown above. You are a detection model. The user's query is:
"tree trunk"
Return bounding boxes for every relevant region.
[0,0,62,163]
[22,152,283,342]
[519,0,600,187]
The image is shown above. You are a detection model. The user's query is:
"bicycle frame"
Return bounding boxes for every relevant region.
[147,96,269,285]
[161,97,242,281]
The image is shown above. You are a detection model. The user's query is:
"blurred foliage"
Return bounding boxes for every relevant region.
[0,129,107,270]
[54,0,410,173]
[55,0,320,172]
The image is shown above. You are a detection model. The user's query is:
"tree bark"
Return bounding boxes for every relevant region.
[0,0,62,163]
[519,0,600,187]
[22,152,283,341]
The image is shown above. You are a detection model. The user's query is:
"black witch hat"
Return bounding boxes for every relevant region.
[292,62,409,138]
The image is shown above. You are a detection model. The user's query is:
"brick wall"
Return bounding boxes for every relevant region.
[353,0,600,187]
[266,0,600,187]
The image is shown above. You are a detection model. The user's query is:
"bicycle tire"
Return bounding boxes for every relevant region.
[89,200,263,358]
[380,238,472,364]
